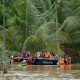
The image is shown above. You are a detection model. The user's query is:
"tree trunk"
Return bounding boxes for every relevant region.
[2,0,7,73]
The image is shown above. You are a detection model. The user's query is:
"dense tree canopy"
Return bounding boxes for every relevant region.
[0,0,80,62]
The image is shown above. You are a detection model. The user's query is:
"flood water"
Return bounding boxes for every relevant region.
[0,64,80,80]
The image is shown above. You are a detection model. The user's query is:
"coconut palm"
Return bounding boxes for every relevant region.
[0,0,80,62]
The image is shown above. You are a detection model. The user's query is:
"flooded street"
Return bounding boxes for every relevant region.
[0,64,80,80]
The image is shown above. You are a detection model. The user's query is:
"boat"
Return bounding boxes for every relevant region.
[32,58,58,65]
[10,56,59,65]
[9,51,59,65]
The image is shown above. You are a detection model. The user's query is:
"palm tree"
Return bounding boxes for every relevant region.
[0,0,80,62]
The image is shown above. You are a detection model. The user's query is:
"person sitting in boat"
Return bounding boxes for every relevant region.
[43,52,50,59]
[34,51,45,59]
[26,51,32,64]
[35,51,41,58]
[16,51,27,61]
[21,50,32,58]
[21,51,27,58]
[20,50,29,56]
[49,52,55,59]
[26,51,32,57]
[39,51,45,58]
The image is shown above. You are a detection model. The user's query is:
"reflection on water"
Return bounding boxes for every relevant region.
[1,64,80,80]
[60,65,72,70]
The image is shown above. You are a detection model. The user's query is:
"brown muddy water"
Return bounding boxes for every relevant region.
[0,64,80,80]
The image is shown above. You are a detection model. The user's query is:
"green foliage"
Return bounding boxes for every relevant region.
[22,36,46,54]
[0,0,80,60]
[0,4,3,27]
